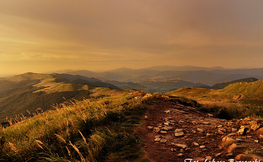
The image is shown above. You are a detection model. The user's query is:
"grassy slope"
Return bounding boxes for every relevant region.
[211,77,258,89]
[167,81,263,118]
[167,81,263,102]
[0,89,154,162]
[0,73,109,123]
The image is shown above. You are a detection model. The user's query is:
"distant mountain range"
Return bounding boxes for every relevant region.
[1,66,262,122]
[55,66,263,92]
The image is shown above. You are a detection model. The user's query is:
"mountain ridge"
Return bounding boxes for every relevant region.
[58,66,263,86]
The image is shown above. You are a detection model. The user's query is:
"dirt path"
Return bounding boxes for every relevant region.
[134,97,263,162]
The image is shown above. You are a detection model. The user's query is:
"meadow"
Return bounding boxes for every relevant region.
[0,88,156,161]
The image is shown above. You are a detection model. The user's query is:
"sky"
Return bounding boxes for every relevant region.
[1,0,263,75]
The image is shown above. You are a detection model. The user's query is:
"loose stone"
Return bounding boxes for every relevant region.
[154,138,161,142]
[147,126,154,130]
[177,153,184,157]
[160,139,167,143]
[171,148,176,152]
[205,156,212,161]
[206,133,213,137]
[175,129,183,133]
[222,136,235,143]
[200,145,206,149]
[164,122,170,126]
[170,120,176,123]
[164,110,171,114]
[232,128,237,132]
[179,120,184,124]
[175,132,184,137]
[203,122,210,125]
[162,127,169,131]
[160,131,168,134]
[193,142,199,146]
[174,143,187,149]
[197,128,204,133]
[153,127,160,133]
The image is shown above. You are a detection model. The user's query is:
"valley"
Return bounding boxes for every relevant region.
[1,67,263,161]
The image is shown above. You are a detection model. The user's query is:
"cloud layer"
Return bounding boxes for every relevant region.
[0,0,263,74]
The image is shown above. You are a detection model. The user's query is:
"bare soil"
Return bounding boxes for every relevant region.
[134,97,263,162]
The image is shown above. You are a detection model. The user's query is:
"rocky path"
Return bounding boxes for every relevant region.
[134,97,263,162]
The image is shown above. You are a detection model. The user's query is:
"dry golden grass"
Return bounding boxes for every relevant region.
[0,89,153,162]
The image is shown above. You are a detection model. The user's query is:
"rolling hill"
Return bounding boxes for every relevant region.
[0,72,119,124]
[211,77,258,89]
[167,80,263,105]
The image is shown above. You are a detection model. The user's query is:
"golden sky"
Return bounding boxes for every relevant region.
[1,0,263,75]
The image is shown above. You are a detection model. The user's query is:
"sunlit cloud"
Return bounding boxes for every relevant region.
[0,0,263,75]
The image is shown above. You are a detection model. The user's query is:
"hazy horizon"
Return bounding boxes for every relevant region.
[2,65,263,77]
[1,0,263,75]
